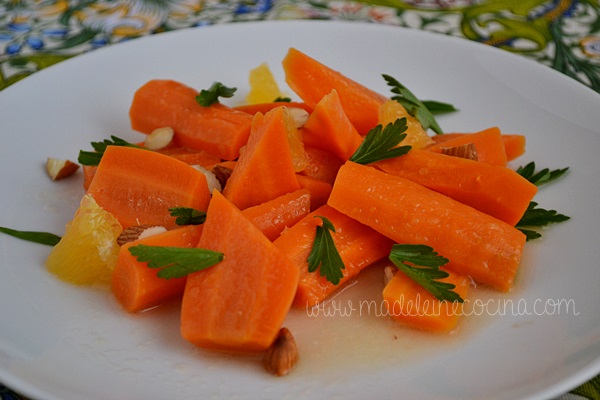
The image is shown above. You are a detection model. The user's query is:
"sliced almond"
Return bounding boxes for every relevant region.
[46,158,80,181]
[263,327,299,377]
[383,265,396,286]
[144,127,174,150]
[212,165,233,190]
[191,165,222,193]
[116,224,167,246]
[440,143,478,161]
[287,107,310,128]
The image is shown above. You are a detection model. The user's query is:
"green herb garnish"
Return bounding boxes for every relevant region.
[128,244,223,279]
[0,226,61,246]
[516,201,570,241]
[516,162,569,186]
[388,244,463,303]
[383,74,453,134]
[195,82,236,107]
[169,207,206,226]
[307,216,345,285]
[273,96,291,102]
[421,100,458,115]
[78,135,142,166]
[349,118,411,165]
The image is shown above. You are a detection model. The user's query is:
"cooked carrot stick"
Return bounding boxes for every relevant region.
[129,79,253,160]
[180,191,299,352]
[111,225,203,313]
[86,146,211,229]
[328,161,526,292]
[430,131,526,162]
[299,147,344,186]
[295,174,332,211]
[301,89,364,161]
[501,134,526,161]
[375,149,537,225]
[222,107,301,210]
[282,47,387,135]
[426,127,507,166]
[156,145,222,167]
[241,189,311,241]
[383,267,471,332]
[274,205,394,308]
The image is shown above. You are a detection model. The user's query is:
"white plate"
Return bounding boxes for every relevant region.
[1,20,599,400]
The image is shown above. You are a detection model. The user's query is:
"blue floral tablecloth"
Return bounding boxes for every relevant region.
[1,1,599,399]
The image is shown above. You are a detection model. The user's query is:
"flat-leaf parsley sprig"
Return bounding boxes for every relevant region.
[169,207,207,226]
[128,245,223,279]
[515,162,570,240]
[307,216,345,285]
[349,118,411,165]
[0,226,61,246]
[388,244,464,303]
[196,82,236,107]
[78,135,143,166]
[516,162,569,187]
[383,74,456,135]
[516,202,570,241]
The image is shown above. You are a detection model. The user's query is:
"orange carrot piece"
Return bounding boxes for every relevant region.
[82,165,97,191]
[156,145,222,167]
[234,101,312,115]
[383,267,471,332]
[426,127,507,166]
[282,48,387,135]
[430,132,526,162]
[180,191,299,352]
[241,189,311,241]
[295,174,332,211]
[375,149,537,225]
[299,147,343,186]
[222,107,301,210]
[274,205,394,308]
[111,225,203,313]
[328,162,526,292]
[301,89,364,161]
[502,134,526,161]
[86,146,211,229]
[129,79,253,160]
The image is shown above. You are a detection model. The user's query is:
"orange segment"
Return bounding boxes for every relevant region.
[45,194,122,285]
[379,99,434,149]
[246,62,286,104]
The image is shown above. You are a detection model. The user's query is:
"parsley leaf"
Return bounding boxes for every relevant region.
[78,135,143,166]
[516,201,570,241]
[383,74,452,134]
[128,244,223,279]
[388,244,464,303]
[0,226,61,246]
[307,216,345,285]
[195,82,236,107]
[169,207,206,226]
[273,96,291,102]
[349,118,411,165]
[421,100,458,115]
[516,162,569,186]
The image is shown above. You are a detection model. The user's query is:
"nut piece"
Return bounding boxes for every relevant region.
[46,158,80,181]
[440,143,478,161]
[191,165,222,193]
[263,327,299,377]
[144,127,174,150]
[212,165,233,190]
[383,265,396,286]
[116,224,167,246]
[288,107,310,128]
